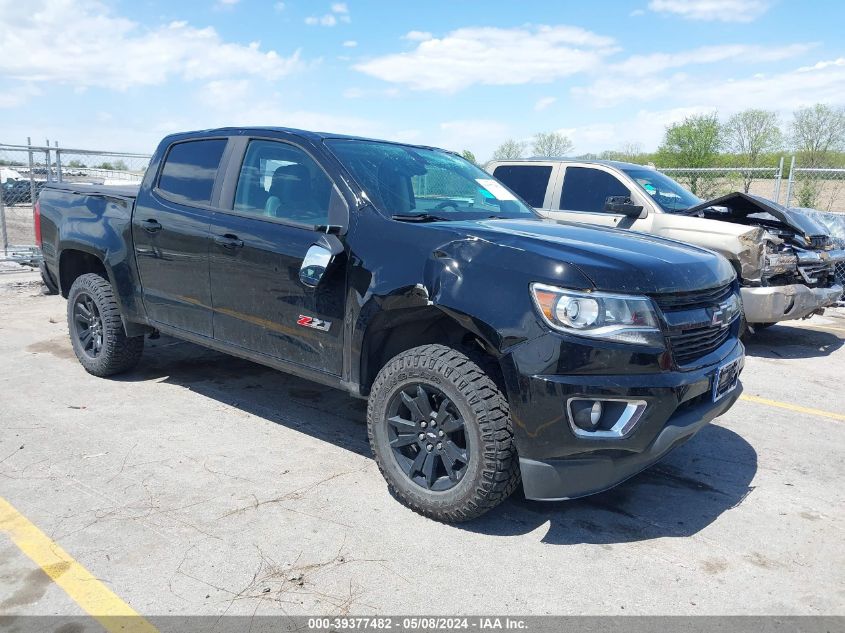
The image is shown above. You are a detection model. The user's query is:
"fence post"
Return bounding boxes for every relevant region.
[44,138,52,183]
[27,137,37,214]
[773,156,784,204]
[0,170,7,253]
[55,141,62,183]
[784,155,796,208]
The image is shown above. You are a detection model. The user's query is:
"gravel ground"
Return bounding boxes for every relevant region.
[0,273,843,618]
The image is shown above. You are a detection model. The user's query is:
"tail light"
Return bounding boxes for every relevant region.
[33,200,42,248]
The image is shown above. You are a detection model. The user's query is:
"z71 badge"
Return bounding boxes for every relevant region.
[297,315,331,332]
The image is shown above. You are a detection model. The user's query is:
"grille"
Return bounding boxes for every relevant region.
[652,282,734,311]
[798,262,831,284]
[652,282,735,365]
[809,235,829,249]
[668,325,732,365]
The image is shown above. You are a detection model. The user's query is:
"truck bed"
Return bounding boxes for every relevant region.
[42,181,140,200]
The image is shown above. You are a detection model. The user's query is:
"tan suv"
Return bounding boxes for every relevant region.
[487,159,844,330]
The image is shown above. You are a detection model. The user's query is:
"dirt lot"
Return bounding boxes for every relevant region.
[1,270,843,619]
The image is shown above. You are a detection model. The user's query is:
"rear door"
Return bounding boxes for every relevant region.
[208,136,349,376]
[132,137,230,337]
[490,163,558,210]
[548,165,639,229]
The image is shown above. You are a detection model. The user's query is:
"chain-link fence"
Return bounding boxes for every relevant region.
[0,140,150,260]
[655,165,784,203]
[785,165,845,213]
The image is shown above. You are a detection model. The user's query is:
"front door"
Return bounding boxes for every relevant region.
[547,165,645,231]
[209,138,347,376]
[132,137,229,337]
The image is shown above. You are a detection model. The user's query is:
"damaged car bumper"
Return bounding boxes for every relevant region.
[741,283,843,323]
[502,328,745,502]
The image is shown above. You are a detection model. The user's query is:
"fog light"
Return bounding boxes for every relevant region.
[567,397,648,439]
[572,400,603,430]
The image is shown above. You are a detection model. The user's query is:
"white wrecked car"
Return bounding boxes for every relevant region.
[488,159,844,331]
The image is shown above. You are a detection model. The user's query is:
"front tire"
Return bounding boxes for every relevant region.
[367,344,520,522]
[67,273,144,377]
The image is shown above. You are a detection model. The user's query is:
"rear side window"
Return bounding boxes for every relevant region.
[560,166,630,213]
[492,165,552,208]
[158,139,227,205]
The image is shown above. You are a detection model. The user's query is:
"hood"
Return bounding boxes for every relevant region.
[686,192,829,240]
[437,218,736,295]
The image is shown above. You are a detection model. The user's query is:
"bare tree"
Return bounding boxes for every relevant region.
[790,103,845,167]
[619,141,642,162]
[531,131,573,157]
[789,104,845,208]
[723,109,782,192]
[491,139,526,161]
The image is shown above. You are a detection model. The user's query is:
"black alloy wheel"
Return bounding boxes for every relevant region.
[386,384,470,491]
[72,291,104,358]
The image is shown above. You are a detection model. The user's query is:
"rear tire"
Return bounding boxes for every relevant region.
[367,344,520,522]
[67,273,143,377]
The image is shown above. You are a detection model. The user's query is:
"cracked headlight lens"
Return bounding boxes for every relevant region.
[531,283,664,347]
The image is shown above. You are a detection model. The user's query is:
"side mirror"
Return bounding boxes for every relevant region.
[299,233,343,287]
[605,196,644,217]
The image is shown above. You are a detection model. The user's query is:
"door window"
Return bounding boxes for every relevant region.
[234,140,332,225]
[492,165,552,208]
[158,139,227,205]
[560,167,631,213]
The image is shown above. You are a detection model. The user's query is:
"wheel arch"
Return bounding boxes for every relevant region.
[357,304,505,397]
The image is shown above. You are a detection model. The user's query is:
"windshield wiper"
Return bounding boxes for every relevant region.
[391,213,451,223]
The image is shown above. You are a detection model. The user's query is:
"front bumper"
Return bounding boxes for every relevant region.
[741,283,843,323]
[500,332,745,502]
[520,382,742,500]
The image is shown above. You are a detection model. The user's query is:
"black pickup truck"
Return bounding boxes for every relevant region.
[37,127,745,522]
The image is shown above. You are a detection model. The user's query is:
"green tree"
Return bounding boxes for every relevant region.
[657,112,722,195]
[531,131,573,157]
[460,150,477,165]
[491,139,526,161]
[722,109,782,192]
[67,159,87,168]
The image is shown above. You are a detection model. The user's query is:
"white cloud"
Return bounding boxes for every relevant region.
[630,8,646,16]
[0,0,305,92]
[648,0,771,22]
[305,2,351,27]
[193,80,379,137]
[356,25,617,92]
[534,96,557,111]
[273,1,285,11]
[305,14,337,26]
[573,42,817,106]
[612,43,815,77]
[0,83,41,108]
[436,119,511,155]
[343,40,358,48]
[575,56,845,115]
[403,30,433,42]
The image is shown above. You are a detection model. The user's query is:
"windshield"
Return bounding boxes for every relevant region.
[622,168,703,213]
[325,139,538,220]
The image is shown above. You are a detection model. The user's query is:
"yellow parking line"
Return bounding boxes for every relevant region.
[740,394,845,421]
[0,496,158,633]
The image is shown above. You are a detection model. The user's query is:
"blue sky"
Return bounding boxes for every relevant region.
[1,0,843,160]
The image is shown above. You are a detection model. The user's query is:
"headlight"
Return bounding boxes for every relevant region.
[530,283,664,347]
